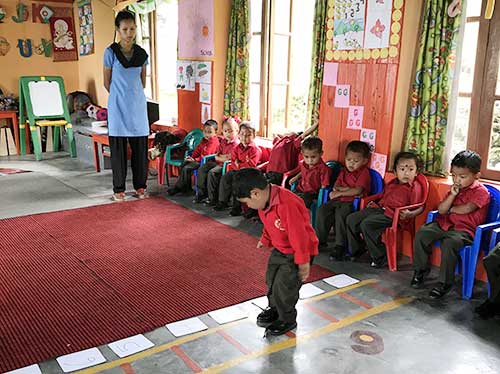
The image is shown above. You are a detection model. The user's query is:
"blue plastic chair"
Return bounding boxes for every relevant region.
[486,227,500,297]
[426,184,500,299]
[193,154,216,195]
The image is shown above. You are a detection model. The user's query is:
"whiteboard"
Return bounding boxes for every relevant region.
[28,81,64,117]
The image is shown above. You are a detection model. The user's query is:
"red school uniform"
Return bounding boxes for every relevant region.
[436,181,490,237]
[296,159,332,193]
[231,141,262,170]
[266,134,302,173]
[191,136,220,162]
[259,185,319,264]
[378,178,423,219]
[335,166,372,202]
[216,138,240,165]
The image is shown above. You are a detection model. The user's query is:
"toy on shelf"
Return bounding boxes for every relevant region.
[84,103,107,121]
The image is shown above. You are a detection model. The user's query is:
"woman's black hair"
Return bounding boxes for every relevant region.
[115,11,136,28]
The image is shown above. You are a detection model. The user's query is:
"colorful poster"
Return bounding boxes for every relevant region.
[201,104,211,123]
[77,0,94,56]
[49,16,78,61]
[199,83,211,104]
[176,60,195,90]
[334,85,350,108]
[195,61,211,84]
[178,0,214,59]
[333,0,366,50]
[323,62,338,86]
[347,106,364,130]
[370,152,387,176]
[360,128,376,151]
[364,0,393,49]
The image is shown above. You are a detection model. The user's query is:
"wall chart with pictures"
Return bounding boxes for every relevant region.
[77,0,94,56]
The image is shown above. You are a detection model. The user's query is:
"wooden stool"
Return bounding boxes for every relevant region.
[0,110,29,155]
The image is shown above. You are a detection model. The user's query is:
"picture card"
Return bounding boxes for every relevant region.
[299,283,325,299]
[323,62,338,86]
[323,274,360,288]
[56,347,106,372]
[364,0,393,49]
[347,106,364,130]
[166,317,208,337]
[5,365,42,374]
[334,85,350,108]
[199,83,211,104]
[208,305,248,324]
[196,61,212,84]
[360,128,376,151]
[370,152,388,177]
[201,104,211,124]
[108,334,154,358]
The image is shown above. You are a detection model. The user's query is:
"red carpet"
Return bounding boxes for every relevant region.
[0,198,332,372]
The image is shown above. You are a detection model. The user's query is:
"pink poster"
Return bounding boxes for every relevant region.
[347,106,363,130]
[178,0,214,59]
[360,128,376,151]
[323,62,338,86]
[334,85,350,108]
[371,152,387,177]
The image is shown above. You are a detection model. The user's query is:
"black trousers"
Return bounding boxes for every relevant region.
[413,222,473,285]
[295,191,318,208]
[218,169,237,204]
[484,243,500,304]
[109,136,148,194]
[315,200,353,249]
[207,165,224,202]
[196,161,218,196]
[266,249,302,323]
[175,161,200,191]
[346,208,393,259]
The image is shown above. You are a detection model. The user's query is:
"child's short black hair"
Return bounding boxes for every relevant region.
[451,150,482,173]
[239,121,256,135]
[301,136,323,153]
[233,168,268,199]
[393,151,423,171]
[203,119,218,131]
[115,11,135,28]
[346,141,370,159]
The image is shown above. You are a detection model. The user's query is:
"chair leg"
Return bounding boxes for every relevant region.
[385,230,397,272]
[157,157,165,185]
[462,245,478,300]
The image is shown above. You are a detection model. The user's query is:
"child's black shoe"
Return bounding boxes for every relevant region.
[193,194,207,203]
[475,300,500,319]
[229,207,242,216]
[213,202,229,211]
[429,283,452,299]
[370,255,388,268]
[410,269,430,289]
[256,307,279,327]
[264,320,297,336]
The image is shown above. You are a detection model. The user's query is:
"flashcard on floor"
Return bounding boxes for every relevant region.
[208,305,248,324]
[299,283,325,299]
[56,347,106,373]
[108,334,154,358]
[5,364,42,374]
[323,274,360,288]
[251,296,268,310]
[166,317,208,337]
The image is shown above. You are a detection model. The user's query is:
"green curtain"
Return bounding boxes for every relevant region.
[224,0,250,120]
[306,0,328,128]
[404,0,461,175]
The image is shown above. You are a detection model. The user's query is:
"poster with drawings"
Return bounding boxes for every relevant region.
[77,0,94,56]
[176,60,195,91]
[364,0,393,49]
[333,0,366,50]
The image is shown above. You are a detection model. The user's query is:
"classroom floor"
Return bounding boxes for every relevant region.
[1,153,500,374]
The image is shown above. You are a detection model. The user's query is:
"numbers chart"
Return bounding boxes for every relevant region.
[333,0,366,50]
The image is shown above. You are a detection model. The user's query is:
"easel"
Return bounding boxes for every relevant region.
[18,76,76,161]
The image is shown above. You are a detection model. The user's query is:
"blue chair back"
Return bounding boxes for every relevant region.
[326,160,342,186]
[368,168,384,195]
[484,184,500,223]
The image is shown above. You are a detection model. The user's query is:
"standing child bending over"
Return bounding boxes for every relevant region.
[411,150,490,299]
[233,168,318,336]
[315,141,371,261]
[346,151,424,268]
[167,120,219,196]
[289,136,332,208]
[194,117,239,203]
[213,122,262,216]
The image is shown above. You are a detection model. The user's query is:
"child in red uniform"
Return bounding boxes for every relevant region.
[213,122,262,215]
[167,120,219,195]
[315,141,371,260]
[233,168,318,336]
[412,150,490,299]
[346,151,424,268]
[289,136,332,208]
[194,117,240,203]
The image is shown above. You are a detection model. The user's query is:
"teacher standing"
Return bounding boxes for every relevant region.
[103,10,149,201]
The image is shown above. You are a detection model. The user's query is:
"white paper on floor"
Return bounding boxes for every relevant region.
[250,296,268,310]
[166,317,208,337]
[323,274,360,288]
[5,364,42,374]
[56,347,106,373]
[108,334,154,358]
[299,283,325,299]
[208,305,248,325]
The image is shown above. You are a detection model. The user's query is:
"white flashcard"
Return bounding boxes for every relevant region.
[208,305,248,325]
[299,283,326,299]
[323,274,360,288]
[199,83,211,104]
[251,296,268,310]
[166,317,208,337]
[56,347,106,373]
[108,334,154,358]
[5,364,42,374]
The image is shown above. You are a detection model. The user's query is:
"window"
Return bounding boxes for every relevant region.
[135,12,157,100]
[249,0,315,137]
[450,0,500,179]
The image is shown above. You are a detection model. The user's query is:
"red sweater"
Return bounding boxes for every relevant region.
[191,136,220,162]
[231,142,262,170]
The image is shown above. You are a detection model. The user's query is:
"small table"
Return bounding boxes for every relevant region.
[0,110,27,155]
